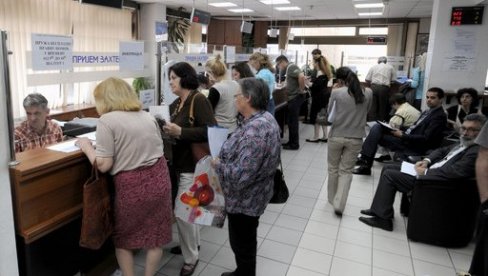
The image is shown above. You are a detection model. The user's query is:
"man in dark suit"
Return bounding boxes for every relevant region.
[358,113,486,231]
[353,87,447,175]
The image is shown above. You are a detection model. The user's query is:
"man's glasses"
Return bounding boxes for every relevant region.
[460,126,481,133]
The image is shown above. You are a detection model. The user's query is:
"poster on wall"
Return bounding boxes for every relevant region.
[31,34,73,71]
[155,21,168,42]
[415,34,429,56]
[119,41,144,71]
[224,46,236,63]
[139,89,155,109]
[442,55,476,72]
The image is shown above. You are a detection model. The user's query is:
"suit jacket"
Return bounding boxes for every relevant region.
[419,143,479,181]
[401,106,447,153]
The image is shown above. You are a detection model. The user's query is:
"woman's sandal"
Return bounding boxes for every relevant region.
[180,260,199,276]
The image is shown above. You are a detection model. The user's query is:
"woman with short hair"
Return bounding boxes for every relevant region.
[213,78,281,276]
[75,77,172,276]
[446,87,479,132]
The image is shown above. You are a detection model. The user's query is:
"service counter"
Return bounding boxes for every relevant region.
[10,104,114,276]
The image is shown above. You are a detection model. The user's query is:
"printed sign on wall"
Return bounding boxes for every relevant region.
[119,41,144,71]
[31,34,73,71]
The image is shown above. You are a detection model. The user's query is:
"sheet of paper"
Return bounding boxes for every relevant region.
[376,120,397,131]
[51,119,66,127]
[208,126,229,158]
[77,131,96,141]
[401,161,417,177]
[47,140,80,153]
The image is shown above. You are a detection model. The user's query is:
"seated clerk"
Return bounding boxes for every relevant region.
[14,93,63,153]
[353,87,447,175]
[358,113,486,232]
[374,93,421,162]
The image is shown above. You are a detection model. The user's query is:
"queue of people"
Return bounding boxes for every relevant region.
[12,49,488,276]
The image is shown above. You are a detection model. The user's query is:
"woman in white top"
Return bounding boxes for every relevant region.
[206,55,240,133]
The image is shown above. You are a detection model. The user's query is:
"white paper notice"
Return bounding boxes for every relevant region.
[119,41,144,71]
[139,89,155,109]
[225,46,236,63]
[442,56,476,72]
[47,140,80,153]
[31,33,73,71]
[149,105,170,122]
[400,161,417,177]
[208,126,229,158]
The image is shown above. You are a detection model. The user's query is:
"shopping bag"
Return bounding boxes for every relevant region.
[174,156,226,228]
[79,162,113,250]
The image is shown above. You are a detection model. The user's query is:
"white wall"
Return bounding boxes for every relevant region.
[140,3,166,87]
[0,32,20,276]
[424,0,488,96]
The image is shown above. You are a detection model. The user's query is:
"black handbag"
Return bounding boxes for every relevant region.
[269,161,289,204]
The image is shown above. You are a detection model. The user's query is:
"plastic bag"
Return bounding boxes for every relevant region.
[174,156,226,228]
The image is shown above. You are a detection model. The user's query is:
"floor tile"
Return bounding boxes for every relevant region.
[330,257,372,276]
[256,256,289,276]
[373,249,414,275]
[413,259,456,276]
[292,186,321,199]
[409,242,452,267]
[372,267,409,276]
[287,265,328,276]
[449,251,473,272]
[292,248,333,274]
[209,246,235,270]
[373,234,410,257]
[200,226,228,245]
[266,225,303,246]
[304,220,339,240]
[334,240,372,265]
[309,208,341,225]
[275,214,309,231]
[298,233,336,255]
[282,203,314,219]
[288,194,318,209]
[260,210,280,225]
[257,239,297,263]
[337,227,372,248]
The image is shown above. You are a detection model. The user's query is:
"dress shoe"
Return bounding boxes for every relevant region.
[180,260,199,276]
[334,210,343,217]
[320,138,328,143]
[360,209,376,216]
[352,165,371,175]
[221,272,236,276]
[358,216,393,231]
[374,155,392,162]
[283,144,299,150]
[306,138,320,143]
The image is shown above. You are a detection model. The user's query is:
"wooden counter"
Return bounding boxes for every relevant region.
[49,104,98,122]
[9,147,91,244]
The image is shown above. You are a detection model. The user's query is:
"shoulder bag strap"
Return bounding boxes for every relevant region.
[189,91,200,127]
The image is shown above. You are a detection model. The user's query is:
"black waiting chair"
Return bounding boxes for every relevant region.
[406,178,479,248]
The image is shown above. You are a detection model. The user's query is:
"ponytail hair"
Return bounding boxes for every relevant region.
[335,67,365,104]
[205,54,227,79]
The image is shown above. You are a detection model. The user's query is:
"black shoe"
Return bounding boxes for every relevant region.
[283,144,299,150]
[306,138,320,143]
[221,272,235,276]
[320,138,328,143]
[374,155,392,162]
[170,245,200,255]
[358,216,393,231]
[334,210,343,217]
[360,209,376,216]
[352,165,371,175]
[180,260,199,276]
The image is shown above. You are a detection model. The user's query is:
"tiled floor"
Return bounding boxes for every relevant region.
[129,123,475,276]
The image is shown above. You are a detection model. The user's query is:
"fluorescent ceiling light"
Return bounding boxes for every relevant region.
[260,0,290,4]
[354,3,384,8]
[209,2,237,7]
[228,8,254,13]
[358,12,383,16]
[274,6,301,11]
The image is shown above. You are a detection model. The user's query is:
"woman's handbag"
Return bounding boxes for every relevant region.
[315,108,328,126]
[79,161,113,250]
[189,92,211,163]
[269,161,289,204]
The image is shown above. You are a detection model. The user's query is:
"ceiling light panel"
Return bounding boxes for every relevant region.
[274,6,301,11]
[228,8,254,13]
[209,2,238,7]
[354,3,384,8]
[358,12,383,16]
[260,0,290,4]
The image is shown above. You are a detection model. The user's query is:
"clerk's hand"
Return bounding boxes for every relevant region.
[162,122,182,137]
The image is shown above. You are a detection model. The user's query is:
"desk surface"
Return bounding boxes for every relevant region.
[10,147,90,243]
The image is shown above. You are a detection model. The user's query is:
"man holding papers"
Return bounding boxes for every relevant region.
[353,87,446,175]
[358,114,485,231]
